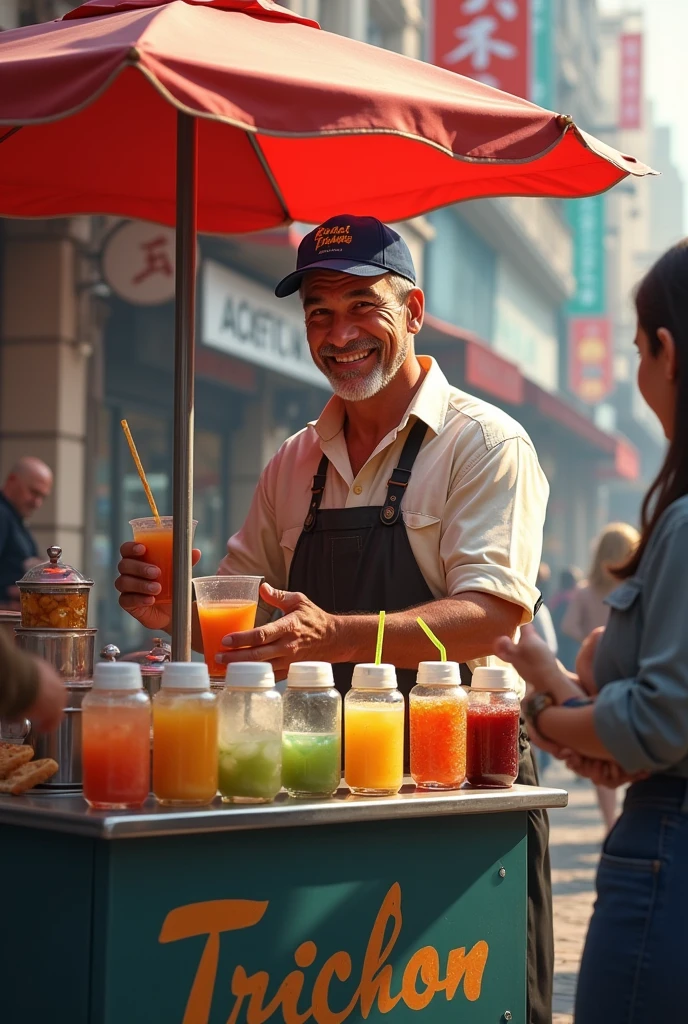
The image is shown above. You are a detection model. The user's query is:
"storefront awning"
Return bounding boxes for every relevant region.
[422,313,639,482]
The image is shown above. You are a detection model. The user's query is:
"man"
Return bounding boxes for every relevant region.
[116,215,552,1023]
[0,457,53,606]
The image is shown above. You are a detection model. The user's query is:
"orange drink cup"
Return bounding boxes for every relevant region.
[130,516,197,605]
[194,575,261,680]
[344,664,404,796]
[152,663,218,806]
[409,662,467,790]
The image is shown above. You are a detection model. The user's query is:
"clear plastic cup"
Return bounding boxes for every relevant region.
[129,517,198,605]
[194,576,262,680]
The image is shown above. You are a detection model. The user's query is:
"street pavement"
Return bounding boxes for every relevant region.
[544,759,621,1024]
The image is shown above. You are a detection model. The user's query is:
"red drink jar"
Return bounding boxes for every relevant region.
[466,667,520,788]
[82,662,151,809]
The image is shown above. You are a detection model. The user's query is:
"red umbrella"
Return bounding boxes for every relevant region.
[0,0,654,656]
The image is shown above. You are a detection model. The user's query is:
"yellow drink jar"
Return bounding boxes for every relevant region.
[152,662,218,807]
[344,664,404,797]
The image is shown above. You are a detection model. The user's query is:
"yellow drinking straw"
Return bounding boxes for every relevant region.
[375,610,386,665]
[416,617,446,662]
[120,419,162,528]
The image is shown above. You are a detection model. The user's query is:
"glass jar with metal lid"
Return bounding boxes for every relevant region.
[17,546,93,629]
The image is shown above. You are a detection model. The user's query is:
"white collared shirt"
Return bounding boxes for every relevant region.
[219,356,549,691]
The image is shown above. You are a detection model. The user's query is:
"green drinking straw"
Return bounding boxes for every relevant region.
[416,616,446,662]
[375,610,386,665]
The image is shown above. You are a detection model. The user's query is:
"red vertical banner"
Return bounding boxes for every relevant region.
[431,0,531,97]
[619,33,643,130]
[568,317,613,404]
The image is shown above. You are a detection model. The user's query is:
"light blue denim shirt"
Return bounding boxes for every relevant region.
[593,495,688,775]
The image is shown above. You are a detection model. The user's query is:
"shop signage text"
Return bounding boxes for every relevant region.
[202,260,330,390]
[102,221,178,305]
[431,0,531,98]
[619,33,643,130]
[566,195,606,317]
[569,316,613,404]
[159,882,489,1024]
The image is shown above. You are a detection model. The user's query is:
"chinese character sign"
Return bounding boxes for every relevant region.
[530,0,553,108]
[569,317,613,404]
[567,195,606,316]
[431,0,531,98]
[619,33,643,130]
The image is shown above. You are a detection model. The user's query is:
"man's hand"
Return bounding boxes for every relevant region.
[495,623,572,694]
[564,750,647,789]
[25,659,66,733]
[115,541,201,632]
[217,583,338,679]
[575,627,605,696]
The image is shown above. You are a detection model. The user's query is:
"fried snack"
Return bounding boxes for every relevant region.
[0,743,35,779]
[20,591,88,629]
[0,758,58,794]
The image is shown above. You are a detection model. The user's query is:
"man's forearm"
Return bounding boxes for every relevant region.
[333,593,522,669]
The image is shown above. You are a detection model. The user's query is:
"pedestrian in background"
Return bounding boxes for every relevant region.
[549,566,582,670]
[496,238,688,1024]
[0,457,53,608]
[562,523,640,831]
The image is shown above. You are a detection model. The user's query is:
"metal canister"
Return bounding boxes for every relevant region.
[15,627,97,682]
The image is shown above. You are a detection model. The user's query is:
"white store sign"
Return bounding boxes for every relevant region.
[202,260,330,390]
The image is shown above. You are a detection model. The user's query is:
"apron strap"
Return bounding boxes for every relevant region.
[303,452,330,532]
[380,418,429,526]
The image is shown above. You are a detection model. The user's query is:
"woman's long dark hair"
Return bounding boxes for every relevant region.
[617,238,688,578]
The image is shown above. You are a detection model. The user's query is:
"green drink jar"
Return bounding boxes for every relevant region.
[218,663,282,804]
[282,663,342,799]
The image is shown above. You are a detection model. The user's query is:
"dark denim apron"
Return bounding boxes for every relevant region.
[287,415,553,1024]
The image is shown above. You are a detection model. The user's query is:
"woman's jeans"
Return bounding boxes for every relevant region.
[575,776,688,1023]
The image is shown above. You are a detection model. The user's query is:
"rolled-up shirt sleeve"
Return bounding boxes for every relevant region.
[594,516,688,773]
[441,435,548,623]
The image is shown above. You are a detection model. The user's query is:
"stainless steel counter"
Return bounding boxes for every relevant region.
[0,781,567,840]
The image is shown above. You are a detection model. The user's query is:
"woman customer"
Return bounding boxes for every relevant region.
[562,523,640,830]
[495,238,688,1024]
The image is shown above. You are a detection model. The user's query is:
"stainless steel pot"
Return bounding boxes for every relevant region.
[15,628,96,682]
[27,683,91,789]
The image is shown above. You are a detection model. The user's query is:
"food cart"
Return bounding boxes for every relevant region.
[0,782,565,1023]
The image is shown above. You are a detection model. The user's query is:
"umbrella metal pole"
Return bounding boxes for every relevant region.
[171,111,198,661]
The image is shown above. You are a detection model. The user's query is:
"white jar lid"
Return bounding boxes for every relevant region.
[351,663,397,689]
[287,662,334,688]
[471,666,515,690]
[161,662,210,690]
[225,662,275,689]
[93,662,143,691]
[416,661,461,686]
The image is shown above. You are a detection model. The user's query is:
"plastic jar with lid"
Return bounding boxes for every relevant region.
[152,662,218,806]
[82,662,151,809]
[409,661,467,790]
[466,666,520,789]
[282,662,341,799]
[344,664,404,797]
[218,663,283,804]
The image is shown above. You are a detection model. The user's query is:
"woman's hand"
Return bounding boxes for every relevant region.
[575,627,605,696]
[495,623,573,696]
[564,750,647,788]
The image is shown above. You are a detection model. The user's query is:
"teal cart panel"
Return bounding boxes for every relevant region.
[94,812,526,1024]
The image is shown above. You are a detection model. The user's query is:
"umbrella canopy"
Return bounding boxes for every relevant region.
[0,0,655,659]
[0,0,652,230]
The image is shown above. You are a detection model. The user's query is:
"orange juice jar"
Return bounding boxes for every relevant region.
[152,662,218,806]
[82,662,151,810]
[344,664,404,797]
[409,662,467,790]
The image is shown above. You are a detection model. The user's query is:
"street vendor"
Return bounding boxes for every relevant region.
[116,215,552,1024]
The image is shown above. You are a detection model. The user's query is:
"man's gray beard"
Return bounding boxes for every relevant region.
[325,338,409,402]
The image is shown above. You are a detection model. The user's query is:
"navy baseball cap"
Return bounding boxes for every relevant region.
[274,214,416,298]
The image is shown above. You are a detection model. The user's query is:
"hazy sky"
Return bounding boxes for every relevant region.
[600,0,687,223]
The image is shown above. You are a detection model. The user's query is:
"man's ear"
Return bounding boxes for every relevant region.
[657,327,677,381]
[406,287,425,335]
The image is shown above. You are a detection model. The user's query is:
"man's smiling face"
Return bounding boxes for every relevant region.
[301,270,413,401]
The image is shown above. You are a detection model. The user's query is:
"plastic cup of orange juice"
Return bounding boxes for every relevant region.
[194,575,262,680]
[130,516,198,604]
